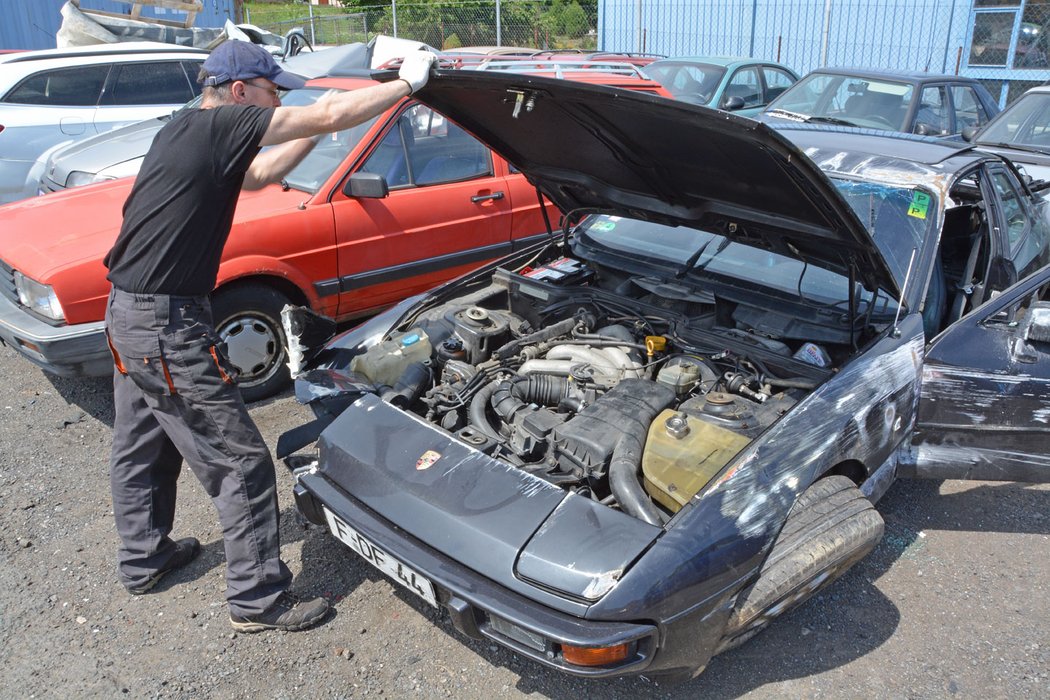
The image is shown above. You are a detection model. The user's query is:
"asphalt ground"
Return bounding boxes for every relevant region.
[0,343,1047,698]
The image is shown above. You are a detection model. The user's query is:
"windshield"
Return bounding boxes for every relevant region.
[977,91,1050,149]
[767,73,914,131]
[572,178,932,310]
[275,87,379,193]
[644,62,726,106]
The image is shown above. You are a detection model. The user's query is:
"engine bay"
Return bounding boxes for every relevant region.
[335,251,855,525]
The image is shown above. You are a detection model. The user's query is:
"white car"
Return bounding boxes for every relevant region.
[0,42,207,204]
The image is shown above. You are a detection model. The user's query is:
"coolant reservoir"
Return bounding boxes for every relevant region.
[349,329,432,387]
[642,409,750,512]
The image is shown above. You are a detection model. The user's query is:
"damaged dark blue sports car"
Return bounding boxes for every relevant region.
[279,69,1050,682]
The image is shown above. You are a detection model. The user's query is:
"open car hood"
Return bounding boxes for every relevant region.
[408,70,900,295]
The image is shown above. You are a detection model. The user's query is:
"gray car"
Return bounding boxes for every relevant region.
[966,84,1050,185]
[35,42,377,195]
[279,70,1050,682]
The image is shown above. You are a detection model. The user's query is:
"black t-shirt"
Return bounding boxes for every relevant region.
[104,104,274,295]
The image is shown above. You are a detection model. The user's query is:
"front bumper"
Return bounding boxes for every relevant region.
[294,471,662,678]
[0,293,109,376]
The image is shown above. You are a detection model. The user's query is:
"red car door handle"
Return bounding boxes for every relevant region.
[471,191,505,203]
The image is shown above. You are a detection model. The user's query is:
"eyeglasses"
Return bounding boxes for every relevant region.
[244,81,281,99]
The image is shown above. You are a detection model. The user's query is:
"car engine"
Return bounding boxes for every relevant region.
[334,255,841,525]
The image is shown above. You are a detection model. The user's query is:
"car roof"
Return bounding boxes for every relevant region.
[650,56,786,69]
[809,67,981,85]
[0,41,208,65]
[771,123,988,177]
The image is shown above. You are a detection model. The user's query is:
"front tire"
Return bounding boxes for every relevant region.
[716,475,884,654]
[211,284,292,402]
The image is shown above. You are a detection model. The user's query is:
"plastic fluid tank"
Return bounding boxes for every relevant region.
[349,329,432,387]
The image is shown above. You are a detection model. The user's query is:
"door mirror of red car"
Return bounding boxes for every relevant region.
[345,172,390,199]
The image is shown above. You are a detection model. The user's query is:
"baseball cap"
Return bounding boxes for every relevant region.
[201,40,307,90]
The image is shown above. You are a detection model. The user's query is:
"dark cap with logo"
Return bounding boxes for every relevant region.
[201,40,307,90]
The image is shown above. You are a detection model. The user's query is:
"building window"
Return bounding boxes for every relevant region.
[969,1,1050,69]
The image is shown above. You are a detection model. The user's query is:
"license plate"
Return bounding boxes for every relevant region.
[322,507,437,607]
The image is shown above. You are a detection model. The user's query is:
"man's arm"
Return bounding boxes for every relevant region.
[245,51,435,188]
[242,135,320,191]
[259,78,411,147]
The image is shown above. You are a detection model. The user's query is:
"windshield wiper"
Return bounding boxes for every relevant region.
[806,115,860,127]
[675,236,731,279]
[978,141,1050,156]
[765,108,812,122]
[675,237,714,279]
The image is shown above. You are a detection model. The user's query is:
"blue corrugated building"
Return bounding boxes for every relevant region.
[0,1,240,51]
[599,0,1050,105]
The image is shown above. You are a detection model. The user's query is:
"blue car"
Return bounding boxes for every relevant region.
[644,56,799,116]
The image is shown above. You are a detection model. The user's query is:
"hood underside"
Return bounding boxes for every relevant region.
[405,70,899,294]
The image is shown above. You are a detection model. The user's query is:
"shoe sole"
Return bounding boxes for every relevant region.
[127,572,166,596]
[229,611,328,633]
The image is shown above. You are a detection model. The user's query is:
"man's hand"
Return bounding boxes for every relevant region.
[399,51,438,94]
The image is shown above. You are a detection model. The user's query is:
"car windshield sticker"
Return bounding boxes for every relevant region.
[591,220,617,232]
[415,450,441,470]
[907,191,930,219]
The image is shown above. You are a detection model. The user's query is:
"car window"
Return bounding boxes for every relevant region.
[770,73,913,131]
[990,168,1030,253]
[724,67,762,108]
[2,64,109,106]
[278,88,379,194]
[916,86,950,134]
[645,62,725,105]
[762,67,795,102]
[102,61,201,106]
[950,85,990,130]
[572,180,930,311]
[978,92,1050,146]
[360,104,492,187]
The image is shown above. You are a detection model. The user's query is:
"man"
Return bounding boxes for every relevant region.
[102,40,436,632]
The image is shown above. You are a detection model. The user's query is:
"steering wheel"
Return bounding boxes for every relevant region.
[866,115,896,129]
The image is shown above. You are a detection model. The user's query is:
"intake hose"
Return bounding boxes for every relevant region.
[490,375,573,423]
[380,362,431,409]
[606,379,676,526]
[468,381,502,442]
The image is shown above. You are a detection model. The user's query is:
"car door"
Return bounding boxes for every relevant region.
[761,65,796,105]
[2,63,110,137]
[721,66,764,115]
[949,84,993,134]
[95,60,202,134]
[909,265,1050,482]
[329,103,515,317]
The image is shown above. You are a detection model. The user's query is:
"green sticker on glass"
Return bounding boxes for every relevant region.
[907,191,930,219]
[591,221,617,232]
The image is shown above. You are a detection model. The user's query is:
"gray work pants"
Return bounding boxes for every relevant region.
[105,287,291,616]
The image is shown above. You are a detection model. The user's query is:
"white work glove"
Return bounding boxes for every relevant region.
[398,51,437,94]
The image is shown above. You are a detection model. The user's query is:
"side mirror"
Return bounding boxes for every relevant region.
[1024,302,1050,344]
[960,125,979,142]
[722,95,745,111]
[914,122,933,136]
[344,172,389,199]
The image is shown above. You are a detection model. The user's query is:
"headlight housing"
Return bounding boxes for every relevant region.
[13,271,64,321]
[65,170,114,188]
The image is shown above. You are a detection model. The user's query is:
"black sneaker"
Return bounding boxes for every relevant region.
[229,592,330,633]
[127,537,201,595]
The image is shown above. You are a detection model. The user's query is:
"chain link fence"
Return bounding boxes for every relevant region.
[242,1,1050,106]
[243,1,599,51]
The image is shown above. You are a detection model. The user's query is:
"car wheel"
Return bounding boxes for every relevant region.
[211,284,292,403]
[715,475,884,654]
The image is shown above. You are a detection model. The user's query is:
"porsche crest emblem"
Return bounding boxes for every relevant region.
[415,450,441,470]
